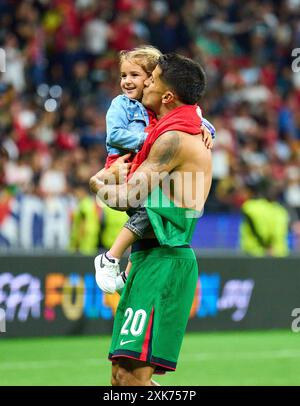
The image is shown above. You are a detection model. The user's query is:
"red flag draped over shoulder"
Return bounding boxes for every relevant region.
[128,104,203,177]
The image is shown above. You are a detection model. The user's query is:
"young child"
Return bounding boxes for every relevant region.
[94,46,215,294]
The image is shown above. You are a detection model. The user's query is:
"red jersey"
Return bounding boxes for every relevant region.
[129,104,203,176]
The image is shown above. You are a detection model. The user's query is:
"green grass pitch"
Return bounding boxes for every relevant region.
[1,330,299,386]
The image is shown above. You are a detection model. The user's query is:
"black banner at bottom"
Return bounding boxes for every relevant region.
[0,386,299,402]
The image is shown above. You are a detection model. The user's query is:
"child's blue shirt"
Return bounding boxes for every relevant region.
[106,94,149,155]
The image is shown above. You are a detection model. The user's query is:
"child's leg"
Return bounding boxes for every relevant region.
[108,207,150,260]
[115,257,132,294]
[124,259,132,277]
[108,227,138,259]
[95,208,150,294]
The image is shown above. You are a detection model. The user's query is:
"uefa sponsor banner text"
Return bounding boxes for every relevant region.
[0,255,299,337]
[0,195,73,249]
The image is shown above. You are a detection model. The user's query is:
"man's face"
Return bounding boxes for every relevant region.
[142,66,167,113]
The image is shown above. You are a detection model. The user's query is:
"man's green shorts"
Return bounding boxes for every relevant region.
[108,246,198,373]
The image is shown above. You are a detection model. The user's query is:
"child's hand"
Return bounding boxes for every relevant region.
[90,154,132,193]
[201,118,216,150]
[110,153,132,183]
[201,126,213,149]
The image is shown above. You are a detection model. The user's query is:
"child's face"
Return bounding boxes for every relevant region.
[120,60,148,101]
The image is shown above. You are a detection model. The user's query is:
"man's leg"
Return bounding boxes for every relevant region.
[111,358,157,386]
[111,362,119,386]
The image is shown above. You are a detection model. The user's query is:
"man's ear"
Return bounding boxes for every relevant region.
[162,91,175,104]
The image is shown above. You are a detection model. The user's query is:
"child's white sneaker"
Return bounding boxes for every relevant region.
[94,252,120,294]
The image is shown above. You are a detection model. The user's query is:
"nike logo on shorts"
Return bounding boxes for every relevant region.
[120,339,136,346]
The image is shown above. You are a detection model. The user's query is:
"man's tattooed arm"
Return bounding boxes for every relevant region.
[91,131,182,210]
[150,131,181,167]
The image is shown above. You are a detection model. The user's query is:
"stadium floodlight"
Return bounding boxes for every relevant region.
[37,83,50,98]
[49,85,62,99]
[44,98,57,112]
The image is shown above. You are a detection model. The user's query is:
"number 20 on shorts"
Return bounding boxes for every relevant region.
[120,308,147,337]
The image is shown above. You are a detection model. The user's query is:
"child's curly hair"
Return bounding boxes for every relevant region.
[119,45,162,76]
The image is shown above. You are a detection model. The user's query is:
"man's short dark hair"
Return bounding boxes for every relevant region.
[158,54,206,104]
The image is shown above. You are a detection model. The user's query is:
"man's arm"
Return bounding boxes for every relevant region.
[90,131,181,211]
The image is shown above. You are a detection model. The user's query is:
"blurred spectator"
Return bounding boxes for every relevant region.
[0,146,9,187]
[109,11,136,51]
[284,161,300,217]
[39,156,67,197]
[100,204,128,251]
[69,181,101,255]
[240,180,289,257]
[2,34,25,93]
[4,154,33,193]
[83,13,111,56]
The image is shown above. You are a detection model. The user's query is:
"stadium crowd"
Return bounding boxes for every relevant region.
[0,0,300,251]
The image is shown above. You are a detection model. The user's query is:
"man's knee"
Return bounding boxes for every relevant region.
[113,358,154,386]
[111,374,118,386]
[115,367,133,386]
[111,363,118,386]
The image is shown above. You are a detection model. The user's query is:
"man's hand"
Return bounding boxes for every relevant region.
[89,131,181,210]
